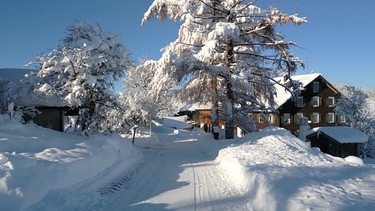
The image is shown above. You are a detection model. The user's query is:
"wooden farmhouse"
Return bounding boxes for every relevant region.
[258,73,343,136]
[186,73,343,137]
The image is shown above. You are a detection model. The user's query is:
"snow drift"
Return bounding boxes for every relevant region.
[216,126,375,210]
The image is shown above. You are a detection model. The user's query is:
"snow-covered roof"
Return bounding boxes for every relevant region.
[180,102,213,111]
[1,68,68,107]
[273,73,322,108]
[310,126,368,144]
[163,116,191,129]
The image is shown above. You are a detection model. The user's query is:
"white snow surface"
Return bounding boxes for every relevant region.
[310,126,369,144]
[1,116,375,210]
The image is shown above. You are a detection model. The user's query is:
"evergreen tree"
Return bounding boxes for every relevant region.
[142,0,306,138]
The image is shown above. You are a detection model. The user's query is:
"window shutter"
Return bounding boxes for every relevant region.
[319,97,322,107]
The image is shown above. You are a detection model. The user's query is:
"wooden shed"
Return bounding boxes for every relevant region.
[306,126,368,158]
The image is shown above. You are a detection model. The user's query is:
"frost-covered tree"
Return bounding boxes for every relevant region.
[335,85,375,157]
[0,77,11,114]
[142,0,306,138]
[120,59,178,129]
[335,85,375,135]
[26,21,133,133]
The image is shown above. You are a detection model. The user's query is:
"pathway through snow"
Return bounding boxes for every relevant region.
[103,130,248,210]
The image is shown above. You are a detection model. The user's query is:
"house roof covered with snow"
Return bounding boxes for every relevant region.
[310,126,368,144]
[180,102,213,111]
[273,73,322,108]
[272,73,340,109]
[0,68,69,107]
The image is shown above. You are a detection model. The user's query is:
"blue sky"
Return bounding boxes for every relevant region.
[1,0,374,88]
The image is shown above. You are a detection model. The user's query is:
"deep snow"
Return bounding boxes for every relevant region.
[1,115,375,210]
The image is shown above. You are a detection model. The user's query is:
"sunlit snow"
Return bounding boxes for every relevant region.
[1,115,374,210]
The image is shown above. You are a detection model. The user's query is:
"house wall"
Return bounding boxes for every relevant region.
[252,113,280,131]
[196,109,238,136]
[278,76,341,135]
[33,107,64,132]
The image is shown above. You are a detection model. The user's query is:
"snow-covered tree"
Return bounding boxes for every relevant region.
[335,85,375,134]
[26,21,133,133]
[335,85,375,157]
[120,59,178,129]
[142,0,306,138]
[0,77,11,114]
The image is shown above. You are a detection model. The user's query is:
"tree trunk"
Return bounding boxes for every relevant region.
[211,75,219,136]
[225,39,235,139]
[225,79,234,139]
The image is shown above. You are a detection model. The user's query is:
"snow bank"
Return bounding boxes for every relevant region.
[0,115,141,210]
[216,126,375,210]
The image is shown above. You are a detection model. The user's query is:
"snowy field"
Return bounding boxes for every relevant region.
[1,115,375,210]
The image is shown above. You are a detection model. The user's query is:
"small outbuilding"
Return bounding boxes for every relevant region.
[1,68,79,132]
[306,126,368,158]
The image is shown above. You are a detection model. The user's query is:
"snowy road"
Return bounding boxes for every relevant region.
[103,131,248,210]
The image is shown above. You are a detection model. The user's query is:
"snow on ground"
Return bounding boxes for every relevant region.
[217,127,375,210]
[1,115,375,210]
[0,115,141,210]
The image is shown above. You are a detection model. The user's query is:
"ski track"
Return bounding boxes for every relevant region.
[100,134,247,210]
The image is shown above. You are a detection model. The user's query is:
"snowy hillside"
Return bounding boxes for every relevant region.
[1,115,375,210]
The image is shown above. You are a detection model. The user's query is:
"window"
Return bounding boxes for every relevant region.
[327,97,336,107]
[268,115,275,124]
[258,114,264,123]
[339,115,346,123]
[312,96,322,107]
[326,113,335,123]
[311,112,321,123]
[296,96,304,107]
[259,114,274,124]
[283,113,291,124]
[313,81,320,93]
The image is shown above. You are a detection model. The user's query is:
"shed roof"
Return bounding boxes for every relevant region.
[0,68,68,107]
[310,126,368,144]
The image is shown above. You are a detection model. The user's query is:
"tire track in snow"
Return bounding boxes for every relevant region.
[99,133,248,210]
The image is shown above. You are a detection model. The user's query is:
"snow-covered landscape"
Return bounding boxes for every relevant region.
[1,115,375,210]
[1,1,375,210]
